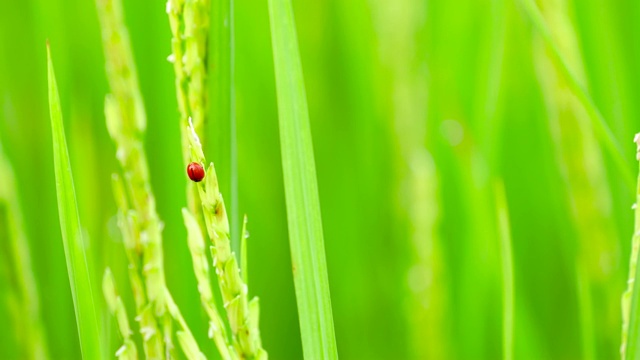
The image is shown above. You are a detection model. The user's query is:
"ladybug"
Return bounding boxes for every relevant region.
[187,162,205,182]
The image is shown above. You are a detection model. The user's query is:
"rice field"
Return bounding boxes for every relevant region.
[2,0,640,359]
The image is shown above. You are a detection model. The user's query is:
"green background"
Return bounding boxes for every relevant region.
[2,0,640,358]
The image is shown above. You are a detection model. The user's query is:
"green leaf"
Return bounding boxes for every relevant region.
[47,43,102,360]
[517,0,634,191]
[496,182,514,360]
[267,1,338,358]
[625,149,640,359]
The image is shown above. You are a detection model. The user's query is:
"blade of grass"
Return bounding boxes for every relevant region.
[496,181,514,360]
[267,0,338,358]
[624,134,640,360]
[47,42,102,360]
[530,3,611,355]
[0,139,50,360]
[517,0,634,191]
[576,264,595,360]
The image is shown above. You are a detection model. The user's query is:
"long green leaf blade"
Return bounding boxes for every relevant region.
[496,182,514,360]
[517,0,634,191]
[267,1,338,358]
[625,135,640,360]
[47,43,102,360]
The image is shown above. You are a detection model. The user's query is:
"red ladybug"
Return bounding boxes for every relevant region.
[187,162,205,182]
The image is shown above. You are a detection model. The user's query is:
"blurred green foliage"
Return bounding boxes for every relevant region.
[1,0,640,359]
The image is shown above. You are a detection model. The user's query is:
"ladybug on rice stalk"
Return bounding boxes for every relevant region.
[187,162,205,182]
